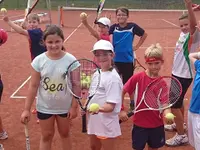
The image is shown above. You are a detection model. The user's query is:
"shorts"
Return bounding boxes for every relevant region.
[171,74,192,108]
[37,111,68,120]
[114,62,134,84]
[188,111,200,149]
[132,125,165,150]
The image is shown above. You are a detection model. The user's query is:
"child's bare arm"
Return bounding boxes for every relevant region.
[24,68,40,111]
[119,90,129,122]
[81,16,101,40]
[99,102,116,113]
[134,32,148,51]
[189,52,199,64]
[3,16,28,36]
[184,0,197,34]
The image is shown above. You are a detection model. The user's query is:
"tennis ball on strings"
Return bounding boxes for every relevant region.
[81,79,87,86]
[89,103,100,112]
[165,113,175,120]
[1,8,7,13]
[80,12,87,19]
[86,82,90,89]
[85,76,91,84]
[81,73,86,80]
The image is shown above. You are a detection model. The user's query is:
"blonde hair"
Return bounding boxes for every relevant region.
[27,13,40,23]
[144,43,163,59]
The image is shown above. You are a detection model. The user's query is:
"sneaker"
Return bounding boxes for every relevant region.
[0,144,4,150]
[165,133,188,146]
[164,123,187,132]
[0,131,8,140]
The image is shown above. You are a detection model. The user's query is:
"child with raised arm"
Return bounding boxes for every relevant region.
[120,44,172,150]
[20,25,78,150]
[80,13,111,41]
[165,0,200,146]
[87,40,123,150]
[3,13,47,116]
[188,51,200,150]
[3,13,46,60]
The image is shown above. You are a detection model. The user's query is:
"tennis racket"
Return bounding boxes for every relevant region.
[0,0,4,5]
[94,0,106,24]
[133,51,146,72]
[25,0,39,19]
[120,76,182,123]
[64,59,101,133]
[24,122,31,150]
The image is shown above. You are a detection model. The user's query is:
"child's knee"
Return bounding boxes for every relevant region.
[41,131,54,142]
[59,130,70,139]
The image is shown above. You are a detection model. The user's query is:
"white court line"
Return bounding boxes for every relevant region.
[162,19,179,28]
[10,22,84,99]
[64,23,83,43]
[10,76,31,98]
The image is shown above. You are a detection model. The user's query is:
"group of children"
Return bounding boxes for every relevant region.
[0,0,200,150]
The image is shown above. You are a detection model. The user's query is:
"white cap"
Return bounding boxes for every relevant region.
[97,17,111,27]
[91,40,114,52]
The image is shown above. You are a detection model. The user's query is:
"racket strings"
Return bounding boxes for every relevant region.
[67,59,100,99]
[144,77,182,110]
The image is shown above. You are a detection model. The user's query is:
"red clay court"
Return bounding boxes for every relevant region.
[0,9,199,149]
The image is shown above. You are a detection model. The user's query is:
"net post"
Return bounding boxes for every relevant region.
[58,6,64,27]
[58,6,61,27]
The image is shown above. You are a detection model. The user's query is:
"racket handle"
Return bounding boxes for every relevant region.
[119,112,134,124]
[82,114,87,133]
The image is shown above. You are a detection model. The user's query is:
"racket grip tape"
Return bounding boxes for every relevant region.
[82,114,87,133]
[119,112,134,124]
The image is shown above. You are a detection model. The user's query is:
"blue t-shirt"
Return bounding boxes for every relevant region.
[28,28,46,61]
[189,60,200,114]
[109,23,145,63]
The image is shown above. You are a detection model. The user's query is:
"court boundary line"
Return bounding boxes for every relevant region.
[10,22,83,99]
[162,19,179,28]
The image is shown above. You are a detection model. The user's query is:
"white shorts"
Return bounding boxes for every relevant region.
[188,111,200,149]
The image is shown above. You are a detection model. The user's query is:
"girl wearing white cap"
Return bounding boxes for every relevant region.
[87,40,123,150]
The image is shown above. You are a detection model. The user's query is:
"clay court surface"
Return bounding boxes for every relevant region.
[0,9,199,150]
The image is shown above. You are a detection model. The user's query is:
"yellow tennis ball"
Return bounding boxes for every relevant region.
[80,12,87,19]
[1,8,7,13]
[165,113,175,120]
[89,103,100,112]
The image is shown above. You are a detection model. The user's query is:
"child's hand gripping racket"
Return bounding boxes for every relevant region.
[64,59,101,133]
[120,76,182,123]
